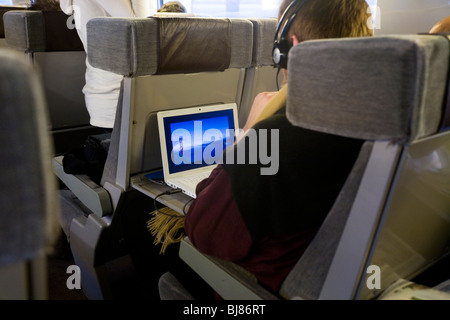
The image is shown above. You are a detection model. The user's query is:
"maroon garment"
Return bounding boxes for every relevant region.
[184,109,363,294]
[184,164,316,293]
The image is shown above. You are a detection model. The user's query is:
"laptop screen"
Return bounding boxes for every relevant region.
[158,104,238,175]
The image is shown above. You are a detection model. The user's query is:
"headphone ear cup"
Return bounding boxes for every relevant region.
[272,0,307,69]
[273,38,290,69]
[272,43,282,67]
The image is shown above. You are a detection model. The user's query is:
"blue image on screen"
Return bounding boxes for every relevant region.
[163,109,235,174]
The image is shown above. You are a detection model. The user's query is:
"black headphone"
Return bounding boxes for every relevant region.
[272,0,309,69]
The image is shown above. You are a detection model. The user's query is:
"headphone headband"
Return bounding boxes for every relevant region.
[272,0,308,69]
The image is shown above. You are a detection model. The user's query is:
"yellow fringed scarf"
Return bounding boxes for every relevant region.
[147,207,185,254]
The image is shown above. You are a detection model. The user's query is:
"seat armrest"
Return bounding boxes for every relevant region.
[52,156,112,217]
[179,238,279,300]
[159,272,195,300]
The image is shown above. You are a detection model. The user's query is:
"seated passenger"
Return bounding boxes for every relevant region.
[157,1,186,13]
[184,0,373,295]
[130,0,373,299]
[430,15,450,33]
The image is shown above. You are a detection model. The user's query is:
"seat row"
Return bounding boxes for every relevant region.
[71,15,450,299]
[3,9,450,300]
[7,12,279,300]
[167,33,450,300]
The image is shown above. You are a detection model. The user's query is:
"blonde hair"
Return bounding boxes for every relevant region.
[430,15,450,33]
[278,0,373,43]
[158,1,186,13]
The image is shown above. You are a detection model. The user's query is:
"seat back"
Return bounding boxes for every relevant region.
[87,16,253,194]
[439,43,450,132]
[0,5,26,47]
[3,10,95,154]
[280,34,450,300]
[53,15,253,300]
[0,48,59,299]
[173,34,450,301]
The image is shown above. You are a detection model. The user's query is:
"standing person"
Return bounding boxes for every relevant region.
[59,0,151,129]
[183,0,373,296]
[58,1,151,183]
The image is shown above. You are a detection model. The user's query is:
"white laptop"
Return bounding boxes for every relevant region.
[157,103,239,198]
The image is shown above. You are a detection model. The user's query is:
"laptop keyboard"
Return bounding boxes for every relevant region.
[177,172,211,186]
